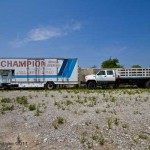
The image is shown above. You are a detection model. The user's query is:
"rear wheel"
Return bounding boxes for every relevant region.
[87,81,96,89]
[45,82,55,90]
[145,81,150,88]
[137,83,145,88]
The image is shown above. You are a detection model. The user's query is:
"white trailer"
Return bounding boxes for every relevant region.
[0,58,78,89]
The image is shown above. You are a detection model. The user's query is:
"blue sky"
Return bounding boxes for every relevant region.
[0,0,150,68]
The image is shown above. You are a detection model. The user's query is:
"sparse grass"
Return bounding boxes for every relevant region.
[29,95,32,99]
[45,92,48,97]
[51,94,54,98]
[28,104,36,111]
[107,118,112,129]
[76,99,84,104]
[65,100,73,106]
[16,96,28,106]
[95,109,100,114]
[92,133,98,140]
[102,109,106,113]
[86,141,93,149]
[57,116,65,124]
[139,134,148,140]
[110,97,117,102]
[1,104,14,111]
[122,123,129,129]
[133,110,142,115]
[99,134,105,145]
[80,136,87,143]
[1,98,11,103]
[35,107,42,116]
[82,109,88,113]
[85,121,91,126]
[64,95,68,98]
[52,116,66,129]
[95,124,99,130]
[74,110,78,114]
[114,118,119,126]
[53,124,58,129]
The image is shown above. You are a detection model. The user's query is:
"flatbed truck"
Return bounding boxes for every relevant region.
[85,68,150,89]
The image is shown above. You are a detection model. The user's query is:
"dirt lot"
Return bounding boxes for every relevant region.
[0,89,150,150]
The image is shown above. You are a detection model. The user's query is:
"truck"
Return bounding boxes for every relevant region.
[0,58,78,89]
[85,68,150,89]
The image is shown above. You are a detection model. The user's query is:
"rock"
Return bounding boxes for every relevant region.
[43,138,48,143]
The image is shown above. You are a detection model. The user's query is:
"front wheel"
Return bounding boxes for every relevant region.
[87,81,96,89]
[45,82,55,90]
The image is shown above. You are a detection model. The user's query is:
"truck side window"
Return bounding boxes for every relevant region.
[97,71,105,75]
[107,70,113,75]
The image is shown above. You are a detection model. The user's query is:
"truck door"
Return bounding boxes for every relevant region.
[96,70,116,82]
[96,70,107,82]
[106,70,116,81]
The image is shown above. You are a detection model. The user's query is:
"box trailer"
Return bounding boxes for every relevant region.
[0,58,78,89]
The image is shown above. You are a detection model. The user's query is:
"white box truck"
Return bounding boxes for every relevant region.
[85,68,150,89]
[0,58,78,89]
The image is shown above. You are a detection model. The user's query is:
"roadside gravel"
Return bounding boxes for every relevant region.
[0,89,150,150]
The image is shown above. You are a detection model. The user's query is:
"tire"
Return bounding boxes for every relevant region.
[46,82,55,90]
[137,83,145,88]
[87,81,96,89]
[145,81,150,89]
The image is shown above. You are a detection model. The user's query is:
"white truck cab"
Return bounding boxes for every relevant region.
[85,69,116,89]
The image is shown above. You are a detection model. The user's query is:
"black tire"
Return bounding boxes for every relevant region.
[46,82,55,90]
[137,83,145,88]
[87,81,96,89]
[145,81,150,89]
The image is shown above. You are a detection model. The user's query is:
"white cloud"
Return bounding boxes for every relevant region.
[10,22,82,47]
[28,27,63,41]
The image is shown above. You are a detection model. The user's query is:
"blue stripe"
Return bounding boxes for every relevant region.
[66,59,77,78]
[12,75,60,78]
[58,59,68,76]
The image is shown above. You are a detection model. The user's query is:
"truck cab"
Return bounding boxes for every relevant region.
[85,69,116,89]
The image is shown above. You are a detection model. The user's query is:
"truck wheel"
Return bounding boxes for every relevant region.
[137,83,145,88]
[46,82,55,90]
[145,81,150,88]
[87,81,96,89]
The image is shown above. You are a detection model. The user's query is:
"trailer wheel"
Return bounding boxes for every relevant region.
[46,82,55,90]
[87,81,96,89]
[145,81,150,88]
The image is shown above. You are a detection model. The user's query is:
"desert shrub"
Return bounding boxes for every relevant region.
[16,96,28,106]
[1,98,11,103]
[28,104,36,111]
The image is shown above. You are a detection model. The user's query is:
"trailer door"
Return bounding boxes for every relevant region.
[35,59,45,82]
[0,70,12,84]
[27,59,45,82]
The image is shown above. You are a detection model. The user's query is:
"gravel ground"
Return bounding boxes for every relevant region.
[0,89,150,150]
